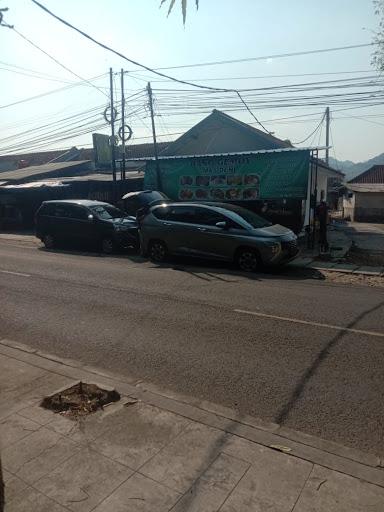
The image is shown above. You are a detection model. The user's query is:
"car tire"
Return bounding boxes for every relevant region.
[42,234,55,249]
[101,237,115,254]
[148,240,167,263]
[236,248,259,272]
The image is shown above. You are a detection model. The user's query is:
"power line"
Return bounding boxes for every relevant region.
[11,27,109,98]
[132,70,377,83]
[30,0,230,92]
[293,113,325,144]
[236,91,272,135]
[0,73,108,110]
[30,0,379,94]
[125,45,377,73]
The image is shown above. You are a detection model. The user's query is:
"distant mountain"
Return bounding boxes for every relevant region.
[329,153,384,181]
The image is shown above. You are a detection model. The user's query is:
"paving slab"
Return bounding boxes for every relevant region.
[0,356,45,394]
[293,464,384,511]
[5,487,69,512]
[220,437,313,512]
[331,263,359,272]
[354,266,384,275]
[308,261,336,269]
[140,422,232,494]
[2,426,79,484]
[0,413,40,448]
[3,474,28,505]
[18,404,58,426]
[93,472,180,512]
[171,452,250,512]
[90,402,190,470]
[35,447,132,512]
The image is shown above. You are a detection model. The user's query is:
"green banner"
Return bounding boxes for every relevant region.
[144,151,310,201]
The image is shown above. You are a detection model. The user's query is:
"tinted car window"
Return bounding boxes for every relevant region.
[90,205,124,220]
[217,204,271,229]
[54,205,72,218]
[69,206,88,220]
[194,208,227,226]
[152,206,171,220]
[38,203,55,215]
[168,206,197,224]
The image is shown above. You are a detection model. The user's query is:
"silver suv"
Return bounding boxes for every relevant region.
[140,202,298,271]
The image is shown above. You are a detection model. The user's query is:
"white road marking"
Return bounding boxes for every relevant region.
[234,309,384,338]
[0,269,31,277]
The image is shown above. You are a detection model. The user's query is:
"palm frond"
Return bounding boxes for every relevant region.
[182,0,187,25]
[160,0,199,24]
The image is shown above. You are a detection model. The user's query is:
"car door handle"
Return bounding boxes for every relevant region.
[162,222,172,226]
[197,227,207,231]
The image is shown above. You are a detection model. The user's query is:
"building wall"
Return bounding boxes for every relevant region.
[354,192,384,222]
[343,193,356,221]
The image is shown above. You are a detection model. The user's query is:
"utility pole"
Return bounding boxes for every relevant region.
[120,68,126,181]
[109,67,117,201]
[325,107,330,166]
[147,82,162,190]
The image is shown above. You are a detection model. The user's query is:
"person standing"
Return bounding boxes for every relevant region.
[316,200,329,253]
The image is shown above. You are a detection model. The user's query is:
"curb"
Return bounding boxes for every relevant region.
[0,337,383,488]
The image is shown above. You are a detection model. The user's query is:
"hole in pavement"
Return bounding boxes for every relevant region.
[40,381,120,418]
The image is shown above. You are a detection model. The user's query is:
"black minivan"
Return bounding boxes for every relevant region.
[35,200,138,253]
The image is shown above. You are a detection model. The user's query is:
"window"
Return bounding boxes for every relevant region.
[153,206,171,220]
[69,206,88,220]
[54,205,71,218]
[89,205,124,220]
[217,204,271,229]
[39,203,55,216]
[194,208,226,226]
[168,206,197,224]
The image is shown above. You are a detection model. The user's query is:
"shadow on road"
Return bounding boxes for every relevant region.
[37,243,326,283]
[274,300,384,425]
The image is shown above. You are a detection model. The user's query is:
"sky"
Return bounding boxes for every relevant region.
[0,0,383,164]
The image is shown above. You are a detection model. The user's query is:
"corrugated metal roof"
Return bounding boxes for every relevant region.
[347,183,384,193]
[0,160,92,182]
[349,165,384,184]
[127,146,327,161]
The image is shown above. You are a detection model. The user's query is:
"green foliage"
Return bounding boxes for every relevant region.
[160,0,199,25]
[372,0,384,70]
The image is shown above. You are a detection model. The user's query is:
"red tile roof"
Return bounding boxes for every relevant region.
[349,165,384,184]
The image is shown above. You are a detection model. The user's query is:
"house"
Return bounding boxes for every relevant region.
[151,110,343,231]
[344,165,384,222]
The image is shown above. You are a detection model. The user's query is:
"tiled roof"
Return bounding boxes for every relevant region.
[349,165,384,184]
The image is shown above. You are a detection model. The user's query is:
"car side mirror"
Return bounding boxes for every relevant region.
[87,214,94,222]
[215,221,228,230]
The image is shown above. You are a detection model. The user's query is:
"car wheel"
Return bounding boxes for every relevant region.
[42,234,55,249]
[101,237,114,254]
[236,248,259,272]
[148,240,167,262]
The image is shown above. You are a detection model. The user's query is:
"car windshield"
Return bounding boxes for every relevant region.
[219,204,272,229]
[90,205,124,220]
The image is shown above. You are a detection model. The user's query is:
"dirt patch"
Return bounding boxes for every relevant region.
[40,382,120,418]
[321,270,384,288]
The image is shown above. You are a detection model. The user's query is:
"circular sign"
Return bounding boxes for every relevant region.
[103,106,118,124]
[118,125,133,142]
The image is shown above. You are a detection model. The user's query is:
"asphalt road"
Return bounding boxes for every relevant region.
[0,236,383,456]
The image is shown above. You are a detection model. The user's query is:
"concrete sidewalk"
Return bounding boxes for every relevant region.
[1,339,384,511]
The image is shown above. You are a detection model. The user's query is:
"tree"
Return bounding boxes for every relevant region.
[160,0,199,25]
[372,0,384,70]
